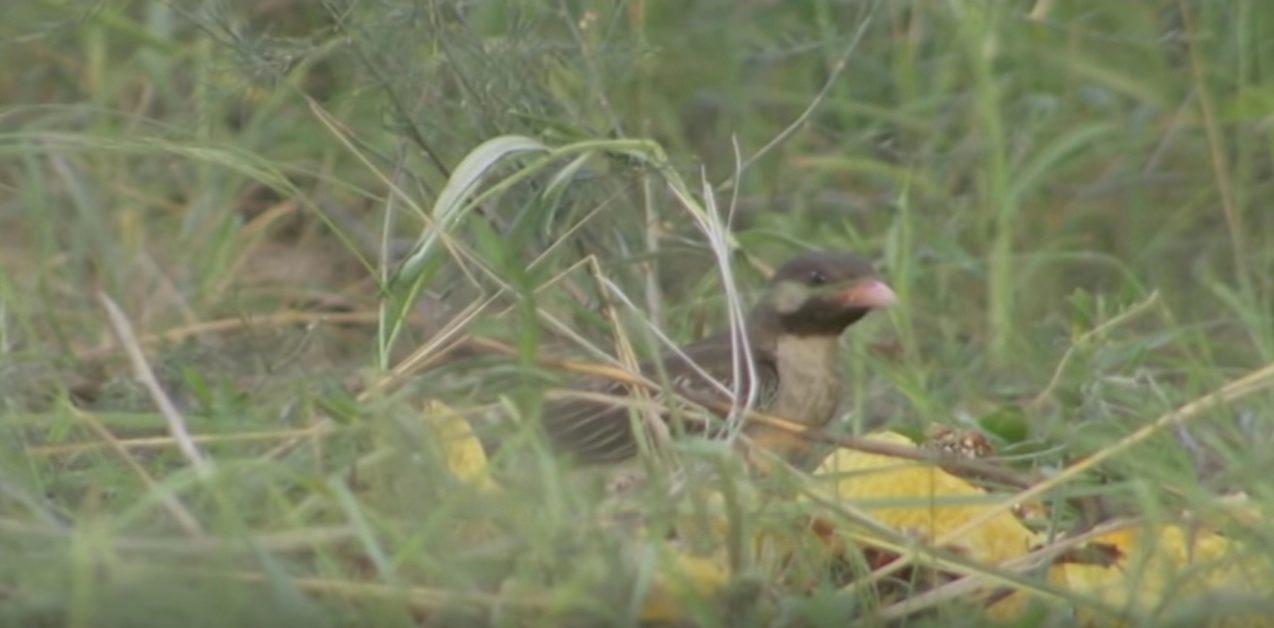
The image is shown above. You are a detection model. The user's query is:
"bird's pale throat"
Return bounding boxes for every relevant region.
[770,333,843,424]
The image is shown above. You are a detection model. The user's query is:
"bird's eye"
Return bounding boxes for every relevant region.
[807,270,828,286]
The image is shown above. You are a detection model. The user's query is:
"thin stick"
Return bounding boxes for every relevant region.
[98,292,213,479]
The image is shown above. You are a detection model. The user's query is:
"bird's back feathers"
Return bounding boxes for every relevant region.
[540,331,778,463]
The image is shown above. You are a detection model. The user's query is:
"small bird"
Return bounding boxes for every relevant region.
[542,251,896,468]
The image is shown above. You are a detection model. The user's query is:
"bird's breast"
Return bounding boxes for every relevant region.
[769,334,843,426]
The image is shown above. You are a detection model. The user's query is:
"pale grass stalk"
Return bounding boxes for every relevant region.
[1180,0,1247,282]
[98,292,212,479]
[586,255,671,455]
[358,292,500,401]
[306,96,430,222]
[68,406,205,538]
[595,277,732,399]
[641,175,663,327]
[28,425,333,457]
[696,170,757,441]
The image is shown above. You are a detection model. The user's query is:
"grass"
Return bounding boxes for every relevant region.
[3,0,1274,625]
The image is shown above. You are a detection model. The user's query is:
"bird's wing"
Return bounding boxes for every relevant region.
[539,334,777,464]
[662,334,780,411]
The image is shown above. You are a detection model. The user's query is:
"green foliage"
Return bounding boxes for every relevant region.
[2,0,1273,625]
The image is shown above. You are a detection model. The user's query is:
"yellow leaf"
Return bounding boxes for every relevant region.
[815,431,1038,565]
[423,400,499,492]
[639,553,730,623]
[1051,524,1273,626]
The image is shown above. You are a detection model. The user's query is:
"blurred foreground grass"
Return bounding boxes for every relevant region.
[2,1,1274,625]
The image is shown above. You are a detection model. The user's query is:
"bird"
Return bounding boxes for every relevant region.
[540,251,896,469]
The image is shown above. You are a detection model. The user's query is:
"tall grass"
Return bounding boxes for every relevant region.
[2,1,1273,625]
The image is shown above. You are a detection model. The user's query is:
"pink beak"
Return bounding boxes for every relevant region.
[841,279,897,309]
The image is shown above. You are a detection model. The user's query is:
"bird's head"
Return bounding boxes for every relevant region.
[760,251,896,336]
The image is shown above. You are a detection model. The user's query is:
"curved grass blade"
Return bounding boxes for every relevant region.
[378,135,549,367]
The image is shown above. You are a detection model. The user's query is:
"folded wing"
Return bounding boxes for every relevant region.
[540,334,778,463]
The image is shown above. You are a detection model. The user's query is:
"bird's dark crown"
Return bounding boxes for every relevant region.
[757,251,892,337]
[769,251,878,286]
